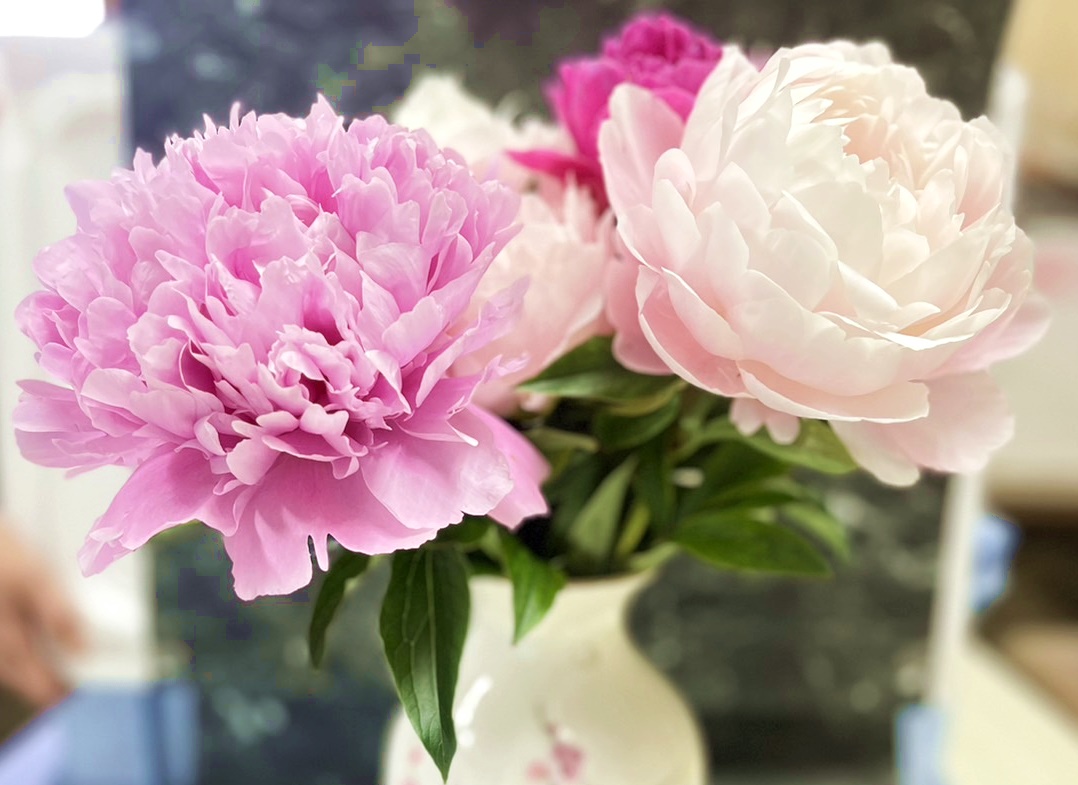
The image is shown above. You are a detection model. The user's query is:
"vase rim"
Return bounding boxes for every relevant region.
[468,569,656,633]
[470,567,656,590]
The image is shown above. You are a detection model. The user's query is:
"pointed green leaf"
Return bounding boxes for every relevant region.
[614,501,652,562]
[518,337,680,404]
[675,418,857,475]
[674,417,740,461]
[528,427,599,480]
[782,502,851,561]
[547,452,606,546]
[567,456,638,573]
[628,542,680,572]
[678,444,787,518]
[701,476,812,512]
[605,379,685,417]
[595,394,682,451]
[380,549,471,781]
[528,427,600,456]
[308,551,372,667]
[741,421,857,475]
[435,516,492,547]
[497,530,567,643]
[634,438,677,534]
[675,511,832,577]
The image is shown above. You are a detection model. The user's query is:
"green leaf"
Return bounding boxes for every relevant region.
[308,551,372,668]
[595,394,682,451]
[435,516,492,547]
[614,501,652,562]
[605,379,685,417]
[527,427,600,480]
[628,542,680,572]
[528,427,600,456]
[546,452,606,547]
[675,511,832,577]
[497,530,567,643]
[567,456,638,573]
[678,387,724,433]
[678,444,787,518]
[518,337,680,405]
[380,549,471,781]
[701,476,812,512]
[782,502,851,561]
[740,421,858,475]
[674,418,857,476]
[674,417,740,461]
[634,437,677,534]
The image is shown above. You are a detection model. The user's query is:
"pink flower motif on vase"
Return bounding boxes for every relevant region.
[525,723,586,784]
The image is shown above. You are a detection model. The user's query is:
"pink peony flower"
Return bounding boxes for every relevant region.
[15,98,549,599]
[599,43,1049,485]
[513,12,723,205]
[395,76,613,415]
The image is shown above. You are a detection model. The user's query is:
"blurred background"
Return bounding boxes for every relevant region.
[1,1,1077,784]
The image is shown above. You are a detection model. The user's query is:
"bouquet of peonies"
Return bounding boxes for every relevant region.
[13,11,1046,778]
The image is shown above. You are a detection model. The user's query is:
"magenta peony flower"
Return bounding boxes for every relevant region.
[15,98,549,599]
[514,12,723,204]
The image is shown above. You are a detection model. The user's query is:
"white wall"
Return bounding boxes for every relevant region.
[0,26,156,684]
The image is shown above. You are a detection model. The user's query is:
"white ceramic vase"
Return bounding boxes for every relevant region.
[382,572,707,785]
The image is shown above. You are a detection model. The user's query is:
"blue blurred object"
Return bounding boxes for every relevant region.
[0,682,198,785]
[896,704,948,785]
[971,515,1021,613]
[0,704,66,785]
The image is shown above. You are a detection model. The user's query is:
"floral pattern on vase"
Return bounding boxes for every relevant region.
[382,573,707,785]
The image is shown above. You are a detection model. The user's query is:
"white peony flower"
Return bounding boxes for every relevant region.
[599,42,1048,484]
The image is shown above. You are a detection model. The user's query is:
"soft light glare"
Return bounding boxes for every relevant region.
[0,0,106,38]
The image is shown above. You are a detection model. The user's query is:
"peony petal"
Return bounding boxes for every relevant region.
[464,406,549,527]
[78,448,229,575]
[730,398,801,445]
[361,425,515,530]
[740,363,929,423]
[599,84,685,219]
[637,269,745,395]
[938,293,1050,376]
[832,372,1014,485]
[223,458,439,600]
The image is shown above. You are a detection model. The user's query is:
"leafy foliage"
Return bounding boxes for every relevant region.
[509,338,853,582]
[306,336,858,779]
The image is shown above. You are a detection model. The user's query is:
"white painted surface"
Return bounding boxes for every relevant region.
[0,1,105,39]
[947,641,1078,785]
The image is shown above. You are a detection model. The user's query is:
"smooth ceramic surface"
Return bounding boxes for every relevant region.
[383,574,708,785]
